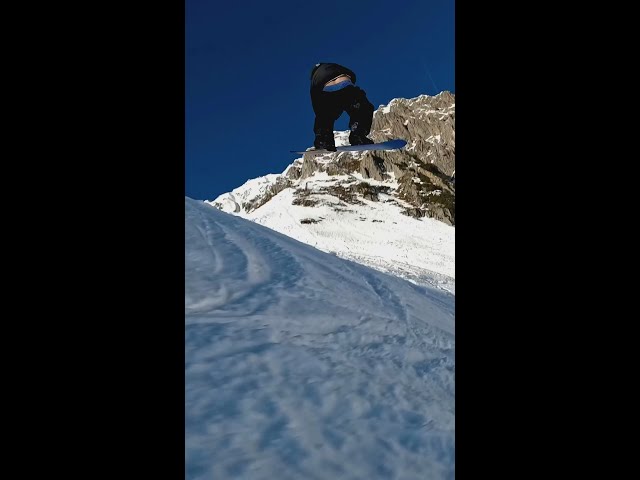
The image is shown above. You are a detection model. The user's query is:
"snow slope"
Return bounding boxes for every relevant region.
[185,197,455,479]
[241,171,454,293]
[208,140,455,294]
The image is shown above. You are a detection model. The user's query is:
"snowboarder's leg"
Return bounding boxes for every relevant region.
[312,92,343,151]
[313,115,338,151]
[345,87,374,145]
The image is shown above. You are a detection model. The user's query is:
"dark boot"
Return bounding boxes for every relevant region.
[314,130,336,151]
[348,131,374,146]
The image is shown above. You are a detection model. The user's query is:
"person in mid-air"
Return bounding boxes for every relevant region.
[309,62,375,151]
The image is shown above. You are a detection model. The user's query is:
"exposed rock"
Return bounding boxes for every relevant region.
[212,91,455,226]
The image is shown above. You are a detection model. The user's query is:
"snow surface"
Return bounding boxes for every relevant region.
[185,197,455,479]
[209,168,455,294]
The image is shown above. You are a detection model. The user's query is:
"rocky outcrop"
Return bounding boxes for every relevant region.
[213,91,455,225]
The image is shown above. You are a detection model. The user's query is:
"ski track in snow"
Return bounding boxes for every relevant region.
[185,198,455,480]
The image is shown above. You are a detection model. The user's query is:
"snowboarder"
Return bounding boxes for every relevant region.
[309,62,375,151]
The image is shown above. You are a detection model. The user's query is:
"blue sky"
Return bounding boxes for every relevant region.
[186,0,454,200]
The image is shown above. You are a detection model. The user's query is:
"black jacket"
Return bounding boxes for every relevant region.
[309,63,357,92]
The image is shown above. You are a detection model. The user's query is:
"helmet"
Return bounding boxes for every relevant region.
[309,63,322,80]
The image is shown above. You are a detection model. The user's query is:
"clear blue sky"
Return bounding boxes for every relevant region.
[186,0,455,200]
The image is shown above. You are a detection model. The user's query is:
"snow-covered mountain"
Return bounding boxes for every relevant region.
[185,198,455,479]
[207,92,455,292]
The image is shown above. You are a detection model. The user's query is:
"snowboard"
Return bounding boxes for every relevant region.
[290,139,407,155]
